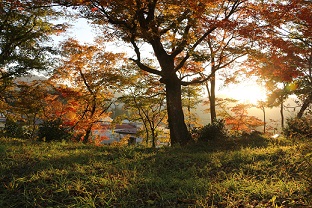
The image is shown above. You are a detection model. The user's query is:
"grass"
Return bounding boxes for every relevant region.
[0,136,311,207]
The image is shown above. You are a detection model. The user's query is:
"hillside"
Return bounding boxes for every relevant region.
[0,137,311,207]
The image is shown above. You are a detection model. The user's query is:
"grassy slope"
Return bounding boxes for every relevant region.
[0,137,311,208]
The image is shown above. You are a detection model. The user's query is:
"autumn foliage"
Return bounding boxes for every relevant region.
[0,0,311,144]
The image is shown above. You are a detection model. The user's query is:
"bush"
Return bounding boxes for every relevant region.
[38,119,72,142]
[197,119,228,142]
[284,116,312,140]
[3,119,24,138]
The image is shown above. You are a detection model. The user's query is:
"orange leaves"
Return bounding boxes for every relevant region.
[224,103,264,133]
[48,38,126,140]
[91,7,98,12]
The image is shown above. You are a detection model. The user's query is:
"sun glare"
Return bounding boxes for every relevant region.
[224,83,267,104]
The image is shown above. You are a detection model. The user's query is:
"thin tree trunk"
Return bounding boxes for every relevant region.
[262,106,266,133]
[208,41,217,123]
[280,101,284,129]
[144,127,149,146]
[82,96,96,143]
[210,73,217,122]
[151,128,156,148]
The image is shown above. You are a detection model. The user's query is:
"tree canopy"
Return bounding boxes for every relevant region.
[0,1,60,82]
[0,0,311,145]
[53,0,257,145]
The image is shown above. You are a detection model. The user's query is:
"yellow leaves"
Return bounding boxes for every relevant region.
[286,82,298,92]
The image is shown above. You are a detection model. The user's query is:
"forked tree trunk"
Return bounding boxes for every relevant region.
[149,39,192,146]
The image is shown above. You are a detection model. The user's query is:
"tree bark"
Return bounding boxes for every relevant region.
[149,38,192,146]
[208,41,217,123]
[165,76,192,146]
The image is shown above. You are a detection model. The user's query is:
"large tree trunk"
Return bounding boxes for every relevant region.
[165,77,192,146]
[149,39,192,146]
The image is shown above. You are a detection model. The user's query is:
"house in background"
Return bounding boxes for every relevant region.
[91,119,143,145]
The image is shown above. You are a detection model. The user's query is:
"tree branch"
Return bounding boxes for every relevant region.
[174,26,217,72]
[180,72,216,86]
[129,34,162,76]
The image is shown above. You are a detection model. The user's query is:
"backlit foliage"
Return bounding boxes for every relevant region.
[49,39,126,142]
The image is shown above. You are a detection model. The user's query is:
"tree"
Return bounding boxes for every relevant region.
[198,21,252,123]
[56,0,251,146]
[0,0,65,124]
[279,0,311,119]
[246,0,312,121]
[0,0,59,84]
[121,69,167,147]
[1,79,48,139]
[181,83,202,131]
[255,101,267,134]
[218,99,263,134]
[50,39,125,143]
[42,84,81,134]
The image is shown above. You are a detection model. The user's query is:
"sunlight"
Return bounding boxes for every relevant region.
[223,83,267,104]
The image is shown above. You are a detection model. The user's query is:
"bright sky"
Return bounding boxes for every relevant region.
[220,82,267,105]
[51,18,96,45]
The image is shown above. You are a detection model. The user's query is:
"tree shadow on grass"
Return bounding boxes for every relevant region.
[190,134,270,153]
[1,137,308,207]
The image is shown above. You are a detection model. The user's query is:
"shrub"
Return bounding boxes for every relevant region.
[197,119,228,142]
[38,119,72,142]
[283,116,312,140]
[3,119,24,138]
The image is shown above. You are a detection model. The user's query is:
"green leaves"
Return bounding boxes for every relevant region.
[0,1,59,81]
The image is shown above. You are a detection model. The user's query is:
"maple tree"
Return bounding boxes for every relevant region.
[246,0,312,122]
[0,0,66,128]
[217,98,263,134]
[50,38,125,143]
[42,85,80,127]
[53,0,256,146]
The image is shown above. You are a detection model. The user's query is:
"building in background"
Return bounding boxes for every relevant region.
[91,119,143,145]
